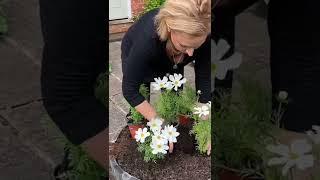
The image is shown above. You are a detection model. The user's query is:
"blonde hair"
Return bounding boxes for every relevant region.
[155,0,211,41]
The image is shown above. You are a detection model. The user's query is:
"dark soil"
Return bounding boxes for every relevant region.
[110,124,211,180]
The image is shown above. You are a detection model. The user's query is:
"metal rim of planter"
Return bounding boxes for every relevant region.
[109,125,140,180]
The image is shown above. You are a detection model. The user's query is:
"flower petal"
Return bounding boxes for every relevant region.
[282,160,296,176]
[267,157,288,166]
[266,144,290,156]
[291,139,312,155]
[169,75,175,82]
[296,155,314,170]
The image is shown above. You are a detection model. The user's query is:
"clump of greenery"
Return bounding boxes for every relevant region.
[128,84,150,124]
[144,0,166,13]
[133,0,165,22]
[95,70,107,108]
[0,1,8,37]
[155,84,197,123]
[137,135,165,163]
[62,142,107,180]
[213,76,276,178]
[191,119,211,154]
[155,90,180,123]
[177,85,198,115]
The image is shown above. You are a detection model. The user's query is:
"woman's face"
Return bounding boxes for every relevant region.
[170,30,207,57]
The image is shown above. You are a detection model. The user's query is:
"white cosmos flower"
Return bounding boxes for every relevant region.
[151,131,168,145]
[161,125,180,143]
[207,101,211,108]
[168,73,186,91]
[151,140,169,154]
[306,125,320,144]
[134,127,150,143]
[266,139,314,176]
[211,39,242,93]
[152,76,169,91]
[194,105,210,118]
[147,118,163,133]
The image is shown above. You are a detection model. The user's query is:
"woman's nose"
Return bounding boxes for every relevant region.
[186,48,194,56]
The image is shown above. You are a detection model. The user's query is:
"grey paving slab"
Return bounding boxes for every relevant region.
[2,102,65,167]
[3,0,43,63]
[109,41,123,78]
[110,93,130,115]
[0,123,53,180]
[0,42,41,108]
[109,74,123,98]
[109,100,127,143]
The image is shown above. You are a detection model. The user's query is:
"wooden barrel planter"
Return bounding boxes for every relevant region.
[109,118,211,180]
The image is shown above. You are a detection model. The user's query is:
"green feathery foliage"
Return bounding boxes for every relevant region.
[128,84,150,124]
[0,1,8,37]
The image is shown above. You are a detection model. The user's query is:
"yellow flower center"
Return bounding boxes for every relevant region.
[157,144,162,148]
[290,152,299,160]
[141,134,144,138]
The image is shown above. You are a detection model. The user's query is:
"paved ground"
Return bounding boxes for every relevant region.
[0,0,65,179]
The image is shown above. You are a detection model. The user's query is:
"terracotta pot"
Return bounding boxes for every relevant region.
[128,123,144,139]
[218,170,249,180]
[178,115,192,126]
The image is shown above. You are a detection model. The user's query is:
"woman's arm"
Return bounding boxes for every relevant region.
[122,38,158,121]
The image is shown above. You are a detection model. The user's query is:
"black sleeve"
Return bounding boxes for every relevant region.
[39,0,107,145]
[122,38,156,107]
[195,37,211,103]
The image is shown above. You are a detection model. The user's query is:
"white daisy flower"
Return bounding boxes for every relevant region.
[151,140,169,154]
[278,91,288,101]
[152,76,170,91]
[211,39,242,93]
[147,118,163,133]
[168,73,186,91]
[194,105,210,118]
[266,139,314,176]
[207,101,211,108]
[134,127,150,143]
[151,131,168,145]
[162,125,180,143]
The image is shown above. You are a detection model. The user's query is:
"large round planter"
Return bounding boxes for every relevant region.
[109,125,210,180]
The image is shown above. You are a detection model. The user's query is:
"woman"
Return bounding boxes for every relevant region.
[121,0,211,152]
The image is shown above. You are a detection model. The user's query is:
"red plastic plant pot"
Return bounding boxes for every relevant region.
[128,124,144,139]
[178,115,192,126]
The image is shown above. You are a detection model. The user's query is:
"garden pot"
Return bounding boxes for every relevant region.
[127,123,144,139]
[109,128,211,180]
[178,114,192,126]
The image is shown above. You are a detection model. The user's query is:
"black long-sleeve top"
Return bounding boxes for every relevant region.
[121,9,211,107]
[39,0,107,145]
